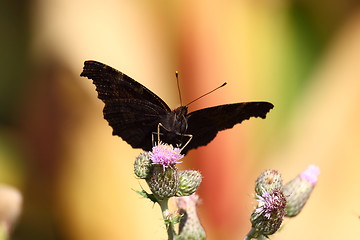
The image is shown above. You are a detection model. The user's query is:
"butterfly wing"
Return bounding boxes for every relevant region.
[183,102,274,154]
[81,60,170,110]
[103,98,168,150]
[81,60,171,150]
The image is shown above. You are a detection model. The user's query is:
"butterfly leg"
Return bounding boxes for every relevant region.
[180,134,193,153]
[151,132,156,147]
[151,131,163,146]
[157,123,164,143]
[152,123,192,153]
[151,123,166,146]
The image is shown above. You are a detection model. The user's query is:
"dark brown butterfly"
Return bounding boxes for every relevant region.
[80,60,274,154]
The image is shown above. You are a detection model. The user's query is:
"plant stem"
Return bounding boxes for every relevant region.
[243,228,264,240]
[158,198,176,240]
[243,228,255,240]
[0,223,8,240]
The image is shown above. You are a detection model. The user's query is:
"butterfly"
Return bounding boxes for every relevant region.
[80,60,274,154]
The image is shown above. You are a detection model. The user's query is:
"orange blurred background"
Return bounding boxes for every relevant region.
[1,0,360,239]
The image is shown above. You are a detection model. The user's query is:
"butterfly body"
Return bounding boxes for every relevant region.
[81,60,274,154]
[161,106,188,134]
[151,106,189,149]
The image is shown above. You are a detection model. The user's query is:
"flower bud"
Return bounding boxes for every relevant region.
[255,169,283,196]
[0,185,22,234]
[283,165,320,217]
[176,194,206,240]
[134,152,152,179]
[146,165,179,199]
[250,189,287,237]
[176,170,202,197]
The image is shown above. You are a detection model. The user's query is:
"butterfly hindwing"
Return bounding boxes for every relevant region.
[183,102,274,153]
[103,98,168,150]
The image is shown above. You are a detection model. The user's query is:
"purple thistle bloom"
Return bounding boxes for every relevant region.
[251,189,287,236]
[299,164,320,186]
[150,143,184,168]
[255,189,287,219]
[283,165,320,217]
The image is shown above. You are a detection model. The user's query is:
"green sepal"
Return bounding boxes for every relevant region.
[134,189,158,203]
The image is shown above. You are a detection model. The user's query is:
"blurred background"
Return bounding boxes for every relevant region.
[1,0,360,239]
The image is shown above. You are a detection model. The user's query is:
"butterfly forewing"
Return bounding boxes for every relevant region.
[81,60,172,150]
[183,102,274,154]
[80,60,171,111]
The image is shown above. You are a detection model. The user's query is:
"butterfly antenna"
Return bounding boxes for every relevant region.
[176,71,183,106]
[185,82,227,106]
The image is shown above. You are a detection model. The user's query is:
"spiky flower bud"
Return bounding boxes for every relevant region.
[176,194,206,240]
[176,170,202,197]
[250,189,287,237]
[283,165,320,217]
[255,169,283,196]
[134,152,152,179]
[146,165,179,199]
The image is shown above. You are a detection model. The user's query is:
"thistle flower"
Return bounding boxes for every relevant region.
[176,194,206,240]
[134,152,152,179]
[255,169,283,196]
[150,143,184,169]
[144,143,185,199]
[250,189,287,237]
[283,165,320,217]
[177,170,202,197]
